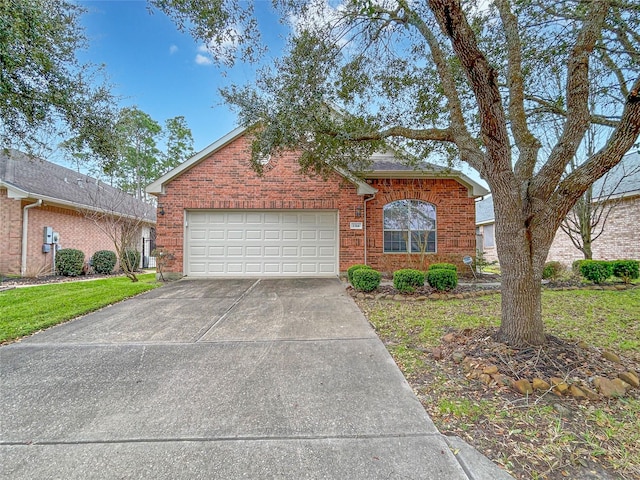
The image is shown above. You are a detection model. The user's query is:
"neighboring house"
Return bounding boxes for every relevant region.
[0,149,156,277]
[547,151,640,264]
[475,150,640,266]
[146,127,488,278]
[475,194,497,262]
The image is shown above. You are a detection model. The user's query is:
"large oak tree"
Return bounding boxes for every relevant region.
[154,0,640,346]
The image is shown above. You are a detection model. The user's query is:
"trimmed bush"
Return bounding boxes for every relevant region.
[579,260,612,284]
[572,259,585,276]
[542,261,565,280]
[393,269,425,293]
[611,260,640,284]
[92,250,117,274]
[427,269,458,292]
[55,248,85,277]
[121,249,141,273]
[428,263,457,272]
[351,268,381,292]
[347,264,372,284]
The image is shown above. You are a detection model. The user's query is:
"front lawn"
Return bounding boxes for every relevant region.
[357,288,640,480]
[0,274,160,343]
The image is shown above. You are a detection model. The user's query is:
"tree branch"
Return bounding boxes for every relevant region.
[495,0,541,183]
[530,0,610,202]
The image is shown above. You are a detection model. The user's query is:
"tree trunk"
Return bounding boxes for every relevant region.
[493,192,548,347]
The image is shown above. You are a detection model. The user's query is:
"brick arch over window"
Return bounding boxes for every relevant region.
[383,199,437,253]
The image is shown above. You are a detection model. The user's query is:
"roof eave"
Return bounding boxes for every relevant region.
[1,181,155,224]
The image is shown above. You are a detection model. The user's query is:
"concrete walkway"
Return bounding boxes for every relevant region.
[1,278,512,479]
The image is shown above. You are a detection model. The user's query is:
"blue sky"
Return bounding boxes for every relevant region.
[76,0,284,153]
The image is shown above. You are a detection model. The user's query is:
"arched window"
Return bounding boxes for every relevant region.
[383,200,436,253]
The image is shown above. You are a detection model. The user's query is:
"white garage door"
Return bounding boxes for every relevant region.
[186,210,338,277]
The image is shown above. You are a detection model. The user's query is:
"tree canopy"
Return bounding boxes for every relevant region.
[0,0,117,159]
[154,0,640,346]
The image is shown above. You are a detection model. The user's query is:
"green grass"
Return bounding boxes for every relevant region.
[366,289,639,356]
[0,274,160,343]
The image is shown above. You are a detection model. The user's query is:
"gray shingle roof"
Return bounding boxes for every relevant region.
[0,149,156,222]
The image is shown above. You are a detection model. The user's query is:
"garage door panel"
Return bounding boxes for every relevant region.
[186,210,338,277]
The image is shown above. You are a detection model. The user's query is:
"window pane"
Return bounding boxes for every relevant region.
[409,200,436,230]
[411,231,436,253]
[384,231,407,252]
[383,200,409,230]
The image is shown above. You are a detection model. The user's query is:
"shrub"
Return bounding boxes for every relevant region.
[351,268,381,292]
[121,249,141,273]
[542,261,565,280]
[91,250,117,274]
[427,269,458,292]
[393,269,425,293]
[611,260,640,284]
[579,260,612,284]
[428,263,457,272]
[572,259,585,276]
[347,264,372,284]
[55,248,85,277]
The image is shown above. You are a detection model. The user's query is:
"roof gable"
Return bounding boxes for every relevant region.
[146,127,488,198]
[0,149,156,222]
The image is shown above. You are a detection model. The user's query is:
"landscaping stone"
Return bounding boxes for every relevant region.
[511,379,533,395]
[491,374,512,387]
[432,347,443,361]
[569,385,587,399]
[479,373,493,385]
[602,350,621,364]
[451,351,465,364]
[442,333,456,343]
[579,385,600,400]
[532,378,550,391]
[483,365,499,375]
[593,376,627,398]
[611,378,631,392]
[618,371,639,388]
[550,377,569,395]
[577,341,589,350]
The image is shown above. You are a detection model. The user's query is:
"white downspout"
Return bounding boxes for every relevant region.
[21,199,43,276]
[363,194,376,265]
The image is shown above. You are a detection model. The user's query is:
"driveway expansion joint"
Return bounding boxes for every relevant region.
[192,279,261,342]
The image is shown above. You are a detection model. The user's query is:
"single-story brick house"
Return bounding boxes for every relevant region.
[0,149,156,277]
[146,127,488,278]
[475,150,640,266]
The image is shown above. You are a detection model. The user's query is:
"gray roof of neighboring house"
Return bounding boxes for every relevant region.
[475,150,640,225]
[0,149,156,222]
[593,151,640,199]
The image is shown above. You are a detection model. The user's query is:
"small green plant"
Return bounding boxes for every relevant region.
[393,269,425,293]
[121,249,141,273]
[542,261,565,280]
[580,260,612,284]
[611,260,639,284]
[91,250,117,274]
[427,268,458,291]
[473,249,498,273]
[55,248,85,277]
[428,263,457,272]
[347,264,372,284]
[351,268,381,292]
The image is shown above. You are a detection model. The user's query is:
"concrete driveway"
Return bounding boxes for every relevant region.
[1,278,508,479]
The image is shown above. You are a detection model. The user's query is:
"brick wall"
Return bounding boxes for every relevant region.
[547,195,640,266]
[155,134,477,275]
[0,187,150,277]
[365,178,477,272]
[0,188,22,275]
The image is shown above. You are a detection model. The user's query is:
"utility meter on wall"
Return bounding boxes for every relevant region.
[52,232,60,244]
